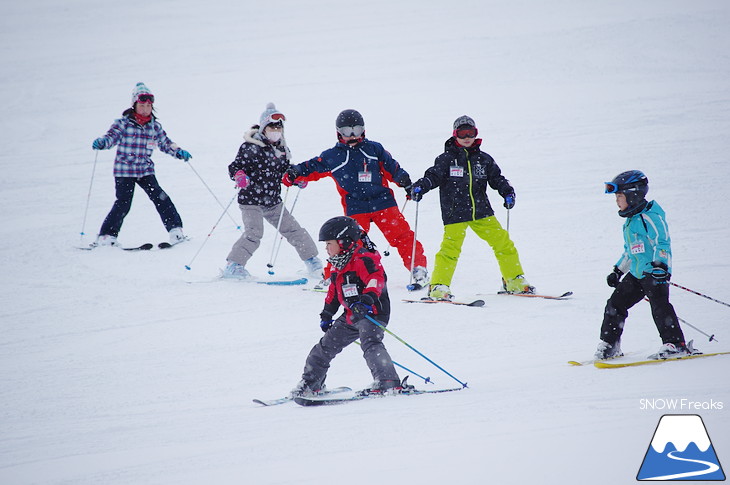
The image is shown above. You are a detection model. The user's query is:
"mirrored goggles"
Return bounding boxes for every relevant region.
[337,125,365,137]
[137,94,154,103]
[455,128,477,139]
[604,182,620,194]
[270,112,286,121]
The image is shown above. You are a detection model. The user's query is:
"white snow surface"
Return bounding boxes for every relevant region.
[2,1,729,484]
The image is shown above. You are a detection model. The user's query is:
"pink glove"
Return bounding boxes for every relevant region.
[234,170,249,189]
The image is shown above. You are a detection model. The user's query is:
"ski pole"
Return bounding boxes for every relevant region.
[186,161,242,231]
[679,316,718,343]
[266,187,290,275]
[383,199,408,257]
[506,208,510,233]
[269,186,302,271]
[670,282,730,309]
[363,314,468,388]
[185,193,237,271]
[406,195,422,291]
[79,150,100,243]
[642,297,717,342]
[354,341,432,384]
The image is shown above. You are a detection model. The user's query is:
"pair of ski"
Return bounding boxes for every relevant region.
[402,290,573,307]
[569,348,730,368]
[254,384,463,407]
[79,240,184,251]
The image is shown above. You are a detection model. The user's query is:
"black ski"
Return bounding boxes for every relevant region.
[123,243,154,251]
[293,386,464,406]
[77,243,153,251]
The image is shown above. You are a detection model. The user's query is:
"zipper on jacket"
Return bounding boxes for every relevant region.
[464,148,477,220]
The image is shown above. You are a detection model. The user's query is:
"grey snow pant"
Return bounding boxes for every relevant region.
[301,314,400,389]
[227,202,318,267]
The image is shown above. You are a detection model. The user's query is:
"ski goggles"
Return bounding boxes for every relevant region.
[455,127,477,139]
[269,112,286,121]
[337,125,365,137]
[604,182,621,194]
[136,94,154,103]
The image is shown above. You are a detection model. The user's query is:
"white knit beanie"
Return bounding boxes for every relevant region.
[258,102,286,134]
[131,82,154,106]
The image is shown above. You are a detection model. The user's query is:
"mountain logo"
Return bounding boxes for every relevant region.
[637,414,726,481]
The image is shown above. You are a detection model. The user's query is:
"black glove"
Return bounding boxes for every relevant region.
[606,266,623,288]
[349,293,375,316]
[319,310,334,332]
[645,262,670,283]
[409,179,426,202]
[282,166,301,187]
[503,193,516,209]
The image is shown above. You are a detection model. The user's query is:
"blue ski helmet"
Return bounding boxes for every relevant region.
[605,170,649,216]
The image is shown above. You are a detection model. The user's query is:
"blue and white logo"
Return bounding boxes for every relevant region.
[638,414,725,481]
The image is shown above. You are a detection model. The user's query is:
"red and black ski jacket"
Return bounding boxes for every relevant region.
[322,247,390,325]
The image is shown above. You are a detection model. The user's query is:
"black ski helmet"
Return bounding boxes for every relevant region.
[335,109,364,129]
[605,170,649,216]
[319,216,361,250]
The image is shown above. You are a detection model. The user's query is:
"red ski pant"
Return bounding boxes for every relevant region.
[351,206,426,271]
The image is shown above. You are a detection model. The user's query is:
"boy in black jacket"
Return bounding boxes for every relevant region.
[410,116,534,300]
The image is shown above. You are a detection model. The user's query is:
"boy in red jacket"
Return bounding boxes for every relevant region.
[291,216,405,397]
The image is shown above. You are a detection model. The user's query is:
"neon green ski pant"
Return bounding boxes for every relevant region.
[430,216,524,287]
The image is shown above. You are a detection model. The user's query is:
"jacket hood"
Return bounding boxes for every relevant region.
[244,126,291,160]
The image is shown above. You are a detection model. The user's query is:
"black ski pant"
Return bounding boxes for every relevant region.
[301,313,400,389]
[99,175,183,237]
[600,273,685,346]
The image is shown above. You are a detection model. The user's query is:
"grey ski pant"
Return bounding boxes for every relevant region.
[301,314,400,389]
[227,202,318,267]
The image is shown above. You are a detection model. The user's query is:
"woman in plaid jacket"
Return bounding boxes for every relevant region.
[91,82,192,247]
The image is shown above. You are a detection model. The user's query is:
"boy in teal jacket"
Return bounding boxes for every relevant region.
[596,170,698,360]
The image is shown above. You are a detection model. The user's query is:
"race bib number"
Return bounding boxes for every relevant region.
[631,242,645,254]
[358,171,372,183]
[450,166,464,177]
[342,283,359,298]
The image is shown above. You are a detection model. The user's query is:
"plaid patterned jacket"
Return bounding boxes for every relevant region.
[97,113,180,178]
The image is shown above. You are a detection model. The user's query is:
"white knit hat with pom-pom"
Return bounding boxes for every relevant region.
[258,102,286,133]
[131,82,154,106]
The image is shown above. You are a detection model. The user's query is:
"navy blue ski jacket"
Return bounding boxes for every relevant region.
[292,139,411,216]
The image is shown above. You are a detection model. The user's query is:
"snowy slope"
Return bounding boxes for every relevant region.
[1,1,729,484]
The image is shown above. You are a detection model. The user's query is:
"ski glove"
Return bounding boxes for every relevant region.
[503,193,516,209]
[234,170,250,189]
[606,266,623,288]
[645,261,670,283]
[175,149,192,161]
[349,293,375,316]
[282,166,307,188]
[319,310,334,332]
[408,179,427,202]
[92,138,106,150]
